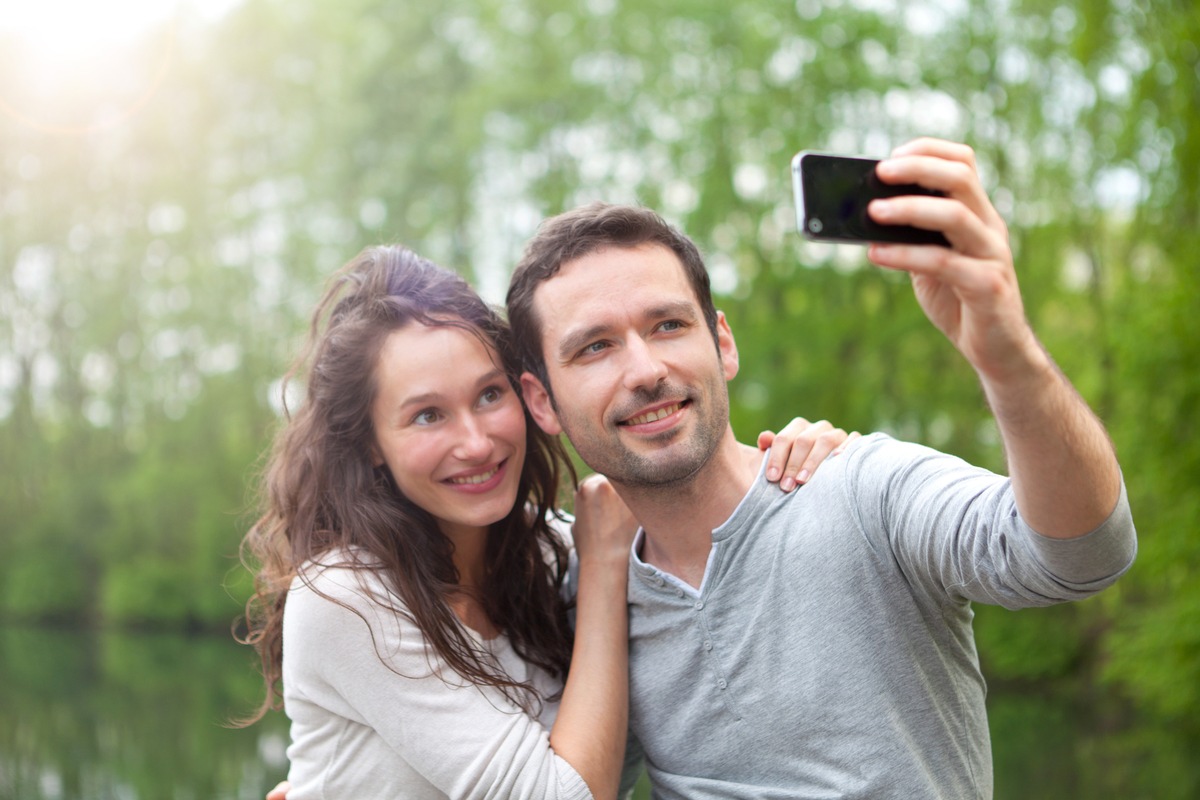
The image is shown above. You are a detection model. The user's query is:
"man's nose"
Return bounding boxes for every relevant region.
[622,336,668,391]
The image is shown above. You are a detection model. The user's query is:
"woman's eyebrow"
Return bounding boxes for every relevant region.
[396,368,507,410]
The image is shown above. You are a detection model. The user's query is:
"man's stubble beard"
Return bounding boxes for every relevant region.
[553,380,730,491]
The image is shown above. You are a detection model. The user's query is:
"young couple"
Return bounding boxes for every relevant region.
[240,139,1135,799]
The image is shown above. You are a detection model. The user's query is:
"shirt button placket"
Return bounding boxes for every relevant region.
[695,599,724,691]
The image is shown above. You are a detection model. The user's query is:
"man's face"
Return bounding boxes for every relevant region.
[519,243,738,488]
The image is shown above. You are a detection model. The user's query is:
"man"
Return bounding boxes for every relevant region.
[507,138,1136,798]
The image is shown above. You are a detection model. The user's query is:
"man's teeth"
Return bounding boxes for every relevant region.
[626,403,682,426]
[449,466,499,485]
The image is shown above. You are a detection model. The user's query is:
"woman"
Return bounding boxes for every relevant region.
[238,245,851,799]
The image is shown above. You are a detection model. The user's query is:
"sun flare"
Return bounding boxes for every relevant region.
[0,0,181,58]
[0,0,239,134]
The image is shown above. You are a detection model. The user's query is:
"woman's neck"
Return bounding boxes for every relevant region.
[442,523,489,587]
[442,523,498,638]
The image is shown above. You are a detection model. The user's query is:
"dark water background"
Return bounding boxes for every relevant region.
[1,623,1194,799]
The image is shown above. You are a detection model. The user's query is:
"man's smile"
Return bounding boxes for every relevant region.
[619,400,690,428]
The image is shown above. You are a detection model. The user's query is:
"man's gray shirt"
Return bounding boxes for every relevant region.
[624,433,1136,799]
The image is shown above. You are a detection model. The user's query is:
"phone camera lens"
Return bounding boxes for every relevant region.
[808,219,823,233]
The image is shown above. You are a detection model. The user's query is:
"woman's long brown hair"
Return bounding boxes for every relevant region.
[234,245,576,725]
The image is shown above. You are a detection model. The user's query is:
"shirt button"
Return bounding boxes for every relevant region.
[703,640,713,650]
[655,577,665,587]
[675,589,684,598]
[694,600,704,610]
[717,678,728,689]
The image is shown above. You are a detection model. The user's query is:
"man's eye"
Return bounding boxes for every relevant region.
[580,341,608,357]
[659,320,684,332]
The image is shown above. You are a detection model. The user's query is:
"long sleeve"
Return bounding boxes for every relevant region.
[282,557,592,800]
[844,433,1137,609]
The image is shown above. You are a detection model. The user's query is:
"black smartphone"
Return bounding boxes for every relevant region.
[791,151,950,246]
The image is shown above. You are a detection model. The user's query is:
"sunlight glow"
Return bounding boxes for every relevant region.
[1,0,179,56]
[0,0,241,134]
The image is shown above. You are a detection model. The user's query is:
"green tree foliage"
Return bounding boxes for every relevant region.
[1,0,1196,788]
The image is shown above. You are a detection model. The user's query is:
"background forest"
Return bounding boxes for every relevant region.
[1,0,1197,797]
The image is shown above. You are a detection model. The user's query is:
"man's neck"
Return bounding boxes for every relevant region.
[615,429,763,588]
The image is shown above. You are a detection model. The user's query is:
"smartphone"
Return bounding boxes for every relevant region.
[791,151,950,246]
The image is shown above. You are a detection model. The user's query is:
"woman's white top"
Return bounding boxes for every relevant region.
[281,537,591,800]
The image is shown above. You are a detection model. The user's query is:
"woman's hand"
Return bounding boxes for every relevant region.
[572,473,639,566]
[757,417,860,492]
[554,472,634,799]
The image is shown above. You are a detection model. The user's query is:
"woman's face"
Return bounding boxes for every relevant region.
[369,322,527,541]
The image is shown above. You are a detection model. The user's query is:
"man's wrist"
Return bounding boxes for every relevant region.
[978,336,1063,424]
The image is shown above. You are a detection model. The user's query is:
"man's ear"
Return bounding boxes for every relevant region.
[520,372,563,435]
[716,310,739,381]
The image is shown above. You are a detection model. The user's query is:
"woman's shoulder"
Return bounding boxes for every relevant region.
[535,506,578,574]
[532,508,580,606]
[294,544,373,582]
[282,550,436,686]
[543,507,575,550]
[289,547,403,618]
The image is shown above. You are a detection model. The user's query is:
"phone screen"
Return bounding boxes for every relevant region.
[792,152,950,246]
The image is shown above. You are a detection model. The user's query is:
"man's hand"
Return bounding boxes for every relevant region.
[757,418,859,492]
[266,781,289,800]
[865,137,1122,538]
[865,138,1042,384]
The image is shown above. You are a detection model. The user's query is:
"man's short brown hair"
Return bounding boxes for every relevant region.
[505,202,719,398]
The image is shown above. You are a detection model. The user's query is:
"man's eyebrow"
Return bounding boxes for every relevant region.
[647,300,698,321]
[555,301,698,362]
[557,324,610,362]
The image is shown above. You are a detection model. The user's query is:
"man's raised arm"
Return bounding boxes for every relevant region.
[864,137,1122,539]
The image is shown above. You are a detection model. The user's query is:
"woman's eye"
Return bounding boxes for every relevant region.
[479,386,503,406]
[413,409,441,425]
